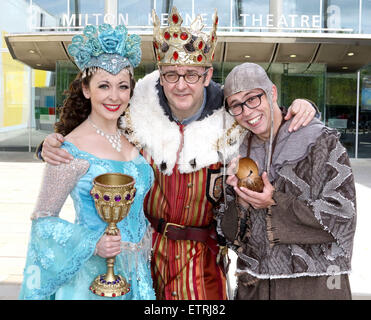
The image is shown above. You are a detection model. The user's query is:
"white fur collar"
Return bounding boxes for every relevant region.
[120,70,246,175]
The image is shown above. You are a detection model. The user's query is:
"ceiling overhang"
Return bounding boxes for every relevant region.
[4,31,371,73]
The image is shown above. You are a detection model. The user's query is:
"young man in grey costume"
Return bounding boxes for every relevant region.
[217,62,357,300]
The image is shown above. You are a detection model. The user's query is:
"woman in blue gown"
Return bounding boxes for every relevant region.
[19,24,156,300]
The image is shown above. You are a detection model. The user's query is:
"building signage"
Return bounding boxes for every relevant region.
[34,5,349,32]
[61,12,322,30]
[239,13,321,29]
[62,13,129,27]
[61,13,212,28]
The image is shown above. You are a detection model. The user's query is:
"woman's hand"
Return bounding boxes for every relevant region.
[95,232,122,258]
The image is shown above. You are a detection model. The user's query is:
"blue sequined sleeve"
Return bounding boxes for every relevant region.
[19,159,104,300]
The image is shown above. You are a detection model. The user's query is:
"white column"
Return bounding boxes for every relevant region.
[105,0,118,26]
[359,0,362,33]
[355,70,360,158]
[28,67,33,152]
[269,0,283,32]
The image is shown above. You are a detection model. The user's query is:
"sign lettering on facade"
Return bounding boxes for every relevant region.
[61,12,322,29]
[62,13,129,26]
[239,14,321,29]
[38,5,349,32]
[61,13,201,28]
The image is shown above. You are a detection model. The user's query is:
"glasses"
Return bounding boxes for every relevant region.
[160,69,209,84]
[226,93,265,116]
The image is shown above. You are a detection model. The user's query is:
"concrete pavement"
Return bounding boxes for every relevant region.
[0,152,370,300]
[0,152,75,299]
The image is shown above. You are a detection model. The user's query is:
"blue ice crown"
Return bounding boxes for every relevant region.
[68,24,142,73]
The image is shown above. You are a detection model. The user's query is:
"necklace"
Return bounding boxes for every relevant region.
[87,116,122,152]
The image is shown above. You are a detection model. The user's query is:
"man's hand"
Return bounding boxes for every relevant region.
[41,133,73,165]
[286,99,316,132]
[232,172,275,209]
[226,156,250,209]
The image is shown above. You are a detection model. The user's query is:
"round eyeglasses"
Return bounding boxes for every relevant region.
[160,69,209,84]
[226,93,265,116]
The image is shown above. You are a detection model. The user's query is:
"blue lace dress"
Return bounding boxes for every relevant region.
[19,141,156,300]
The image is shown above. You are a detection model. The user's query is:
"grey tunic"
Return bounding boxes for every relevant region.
[216,118,356,300]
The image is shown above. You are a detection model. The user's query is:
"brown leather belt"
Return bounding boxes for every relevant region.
[147,216,219,255]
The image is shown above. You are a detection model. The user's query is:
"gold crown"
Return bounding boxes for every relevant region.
[152,7,218,66]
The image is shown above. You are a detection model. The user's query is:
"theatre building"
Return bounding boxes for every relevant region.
[1,0,371,157]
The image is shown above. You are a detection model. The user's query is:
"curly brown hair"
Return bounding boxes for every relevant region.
[54,68,135,136]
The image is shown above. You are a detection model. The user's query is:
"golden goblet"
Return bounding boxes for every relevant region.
[89,173,136,298]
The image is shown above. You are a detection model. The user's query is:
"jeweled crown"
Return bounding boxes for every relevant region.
[68,24,142,75]
[152,7,218,66]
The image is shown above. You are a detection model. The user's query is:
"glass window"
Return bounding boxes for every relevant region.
[158,0,191,15]
[362,0,371,33]
[32,70,56,150]
[0,0,31,33]
[281,0,321,33]
[232,0,321,33]
[154,1,226,30]
[31,0,109,30]
[33,0,67,16]
[232,0,269,32]
[68,0,105,27]
[31,0,67,30]
[323,0,360,33]
[118,0,152,29]
[195,1,230,29]
[325,72,357,157]
[55,60,78,119]
[276,63,326,115]
[359,65,371,158]
[68,0,105,16]
[155,0,193,26]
